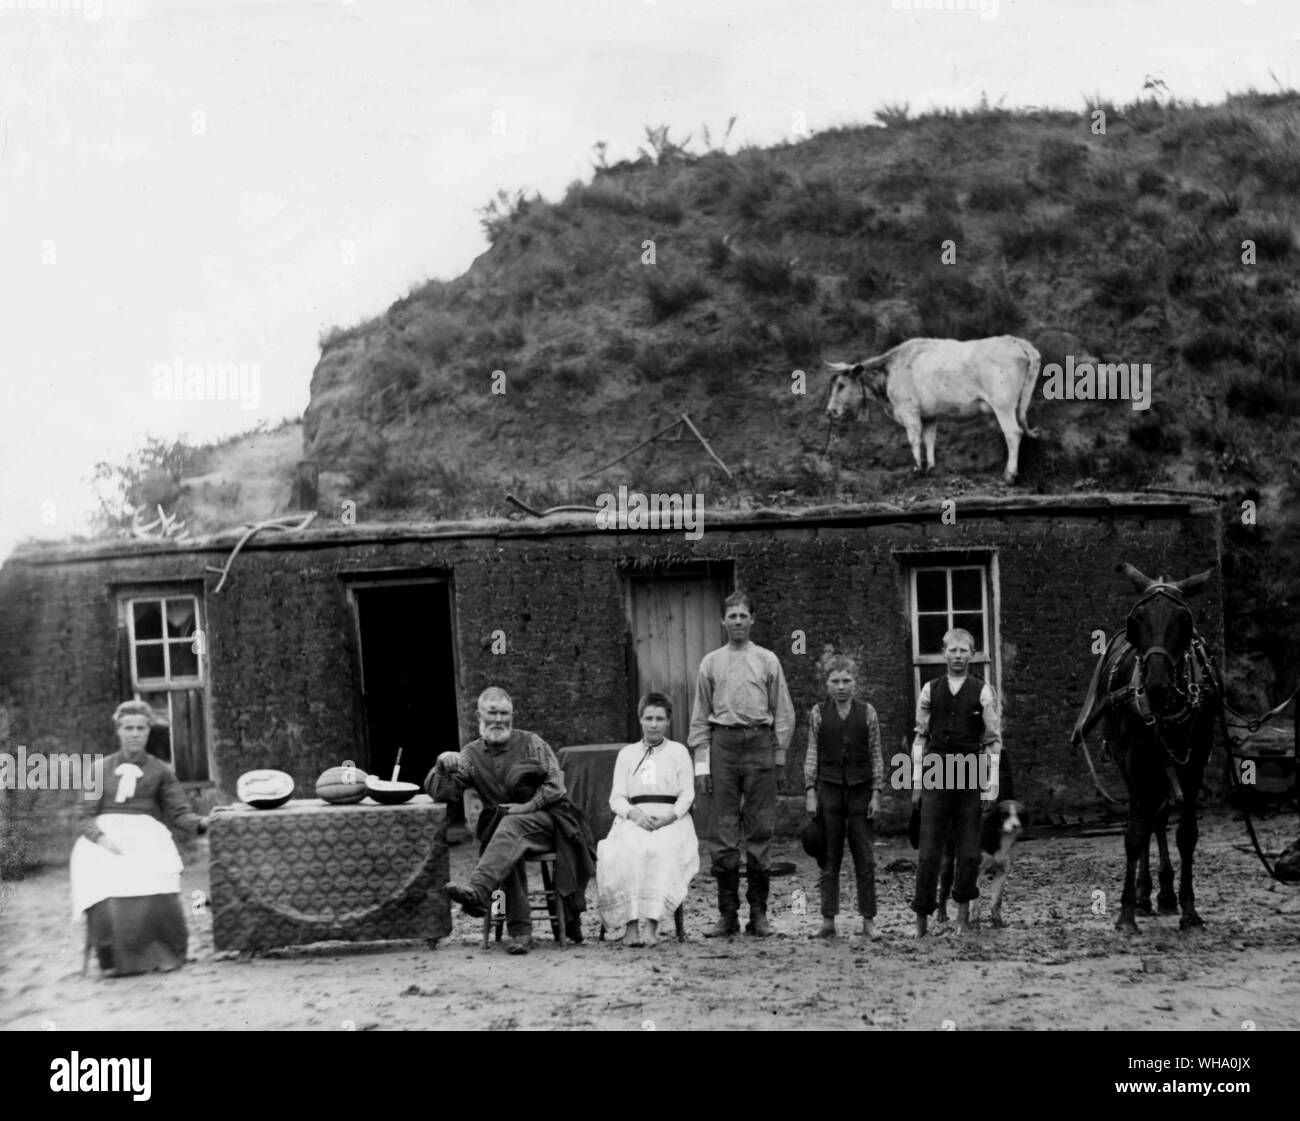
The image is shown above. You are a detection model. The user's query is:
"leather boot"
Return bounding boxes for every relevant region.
[704,870,741,937]
[746,869,772,937]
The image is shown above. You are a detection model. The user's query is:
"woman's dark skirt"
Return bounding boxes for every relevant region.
[87,895,188,976]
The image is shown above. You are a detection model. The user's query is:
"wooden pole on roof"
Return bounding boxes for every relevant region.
[678,413,733,479]
[574,417,685,480]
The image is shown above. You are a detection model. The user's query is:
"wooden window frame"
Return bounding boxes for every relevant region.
[897,551,1002,707]
[116,585,214,787]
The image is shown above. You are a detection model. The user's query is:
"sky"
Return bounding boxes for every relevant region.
[1,0,1297,558]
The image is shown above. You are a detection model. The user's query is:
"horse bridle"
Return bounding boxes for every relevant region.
[1126,585,1205,716]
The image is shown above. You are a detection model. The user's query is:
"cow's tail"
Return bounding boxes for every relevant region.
[1016,340,1042,439]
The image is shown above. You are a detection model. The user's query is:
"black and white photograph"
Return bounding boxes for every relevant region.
[2,0,1299,1061]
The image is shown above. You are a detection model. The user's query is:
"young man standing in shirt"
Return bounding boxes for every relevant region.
[910,628,1002,938]
[688,591,795,938]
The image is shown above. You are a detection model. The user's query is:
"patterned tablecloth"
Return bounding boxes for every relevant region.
[208,796,451,951]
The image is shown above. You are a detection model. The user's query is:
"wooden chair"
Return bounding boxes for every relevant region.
[482,852,568,948]
[599,904,686,942]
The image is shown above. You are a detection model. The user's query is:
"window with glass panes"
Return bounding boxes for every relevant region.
[121,593,211,783]
[908,564,996,698]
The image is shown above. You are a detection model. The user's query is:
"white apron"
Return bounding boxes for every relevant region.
[70,814,183,919]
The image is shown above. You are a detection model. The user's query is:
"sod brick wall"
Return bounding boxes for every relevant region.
[0,500,1223,869]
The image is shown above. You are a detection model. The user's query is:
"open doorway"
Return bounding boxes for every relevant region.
[346,577,460,789]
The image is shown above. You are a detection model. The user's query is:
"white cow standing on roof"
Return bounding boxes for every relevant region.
[825,335,1042,484]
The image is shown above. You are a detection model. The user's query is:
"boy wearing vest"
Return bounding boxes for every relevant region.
[910,628,1002,937]
[804,655,883,940]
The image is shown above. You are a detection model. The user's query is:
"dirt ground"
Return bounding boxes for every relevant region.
[2,810,1299,1032]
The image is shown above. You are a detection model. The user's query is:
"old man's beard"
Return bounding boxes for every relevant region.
[480,721,511,745]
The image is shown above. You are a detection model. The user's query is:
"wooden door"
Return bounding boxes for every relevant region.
[624,567,733,837]
[625,573,730,745]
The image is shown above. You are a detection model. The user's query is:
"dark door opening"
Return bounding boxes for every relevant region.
[349,580,460,789]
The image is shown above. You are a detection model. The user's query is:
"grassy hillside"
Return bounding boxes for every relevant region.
[301,91,1297,703]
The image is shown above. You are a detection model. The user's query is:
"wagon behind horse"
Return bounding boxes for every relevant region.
[1073,562,1220,934]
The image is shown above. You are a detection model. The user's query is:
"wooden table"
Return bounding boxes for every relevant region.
[208,796,451,951]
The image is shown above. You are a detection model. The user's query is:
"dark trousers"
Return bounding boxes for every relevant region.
[912,784,982,915]
[469,811,556,936]
[817,780,876,919]
[708,726,776,875]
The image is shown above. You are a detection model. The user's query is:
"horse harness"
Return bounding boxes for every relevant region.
[1078,582,1300,882]
[1103,584,1217,805]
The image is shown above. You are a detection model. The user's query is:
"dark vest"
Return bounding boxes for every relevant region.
[461,730,535,810]
[816,700,874,785]
[927,674,985,754]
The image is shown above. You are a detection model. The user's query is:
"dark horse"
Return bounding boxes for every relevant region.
[1075,563,1220,934]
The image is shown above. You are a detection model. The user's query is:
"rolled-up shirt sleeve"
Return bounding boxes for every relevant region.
[769,657,796,763]
[980,685,1002,755]
[980,684,1002,796]
[910,681,932,791]
[804,705,821,790]
[688,662,715,774]
[424,753,471,803]
[516,735,566,813]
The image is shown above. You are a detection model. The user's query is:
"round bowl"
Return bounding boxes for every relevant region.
[236,769,295,810]
[364,776,420,805]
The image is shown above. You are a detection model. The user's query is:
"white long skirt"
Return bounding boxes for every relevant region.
[597,805,699,928]
[70,814,183,919]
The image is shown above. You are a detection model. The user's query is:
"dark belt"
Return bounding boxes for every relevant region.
[629,795,677,805]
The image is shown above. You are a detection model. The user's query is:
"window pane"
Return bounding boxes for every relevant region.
[136,643,165,680]
[133,601,163,640]
[951,569,984,611]
[918,614,948,655]
[953,612,985,652]
[165,598,196,639]
[169,640,198,678]
[915,570,948,612]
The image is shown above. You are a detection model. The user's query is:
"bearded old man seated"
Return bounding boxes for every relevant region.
[428,687,594,955]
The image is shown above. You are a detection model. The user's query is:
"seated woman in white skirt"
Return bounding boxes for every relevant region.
[597,692,699,947]
[70,700,208,976]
